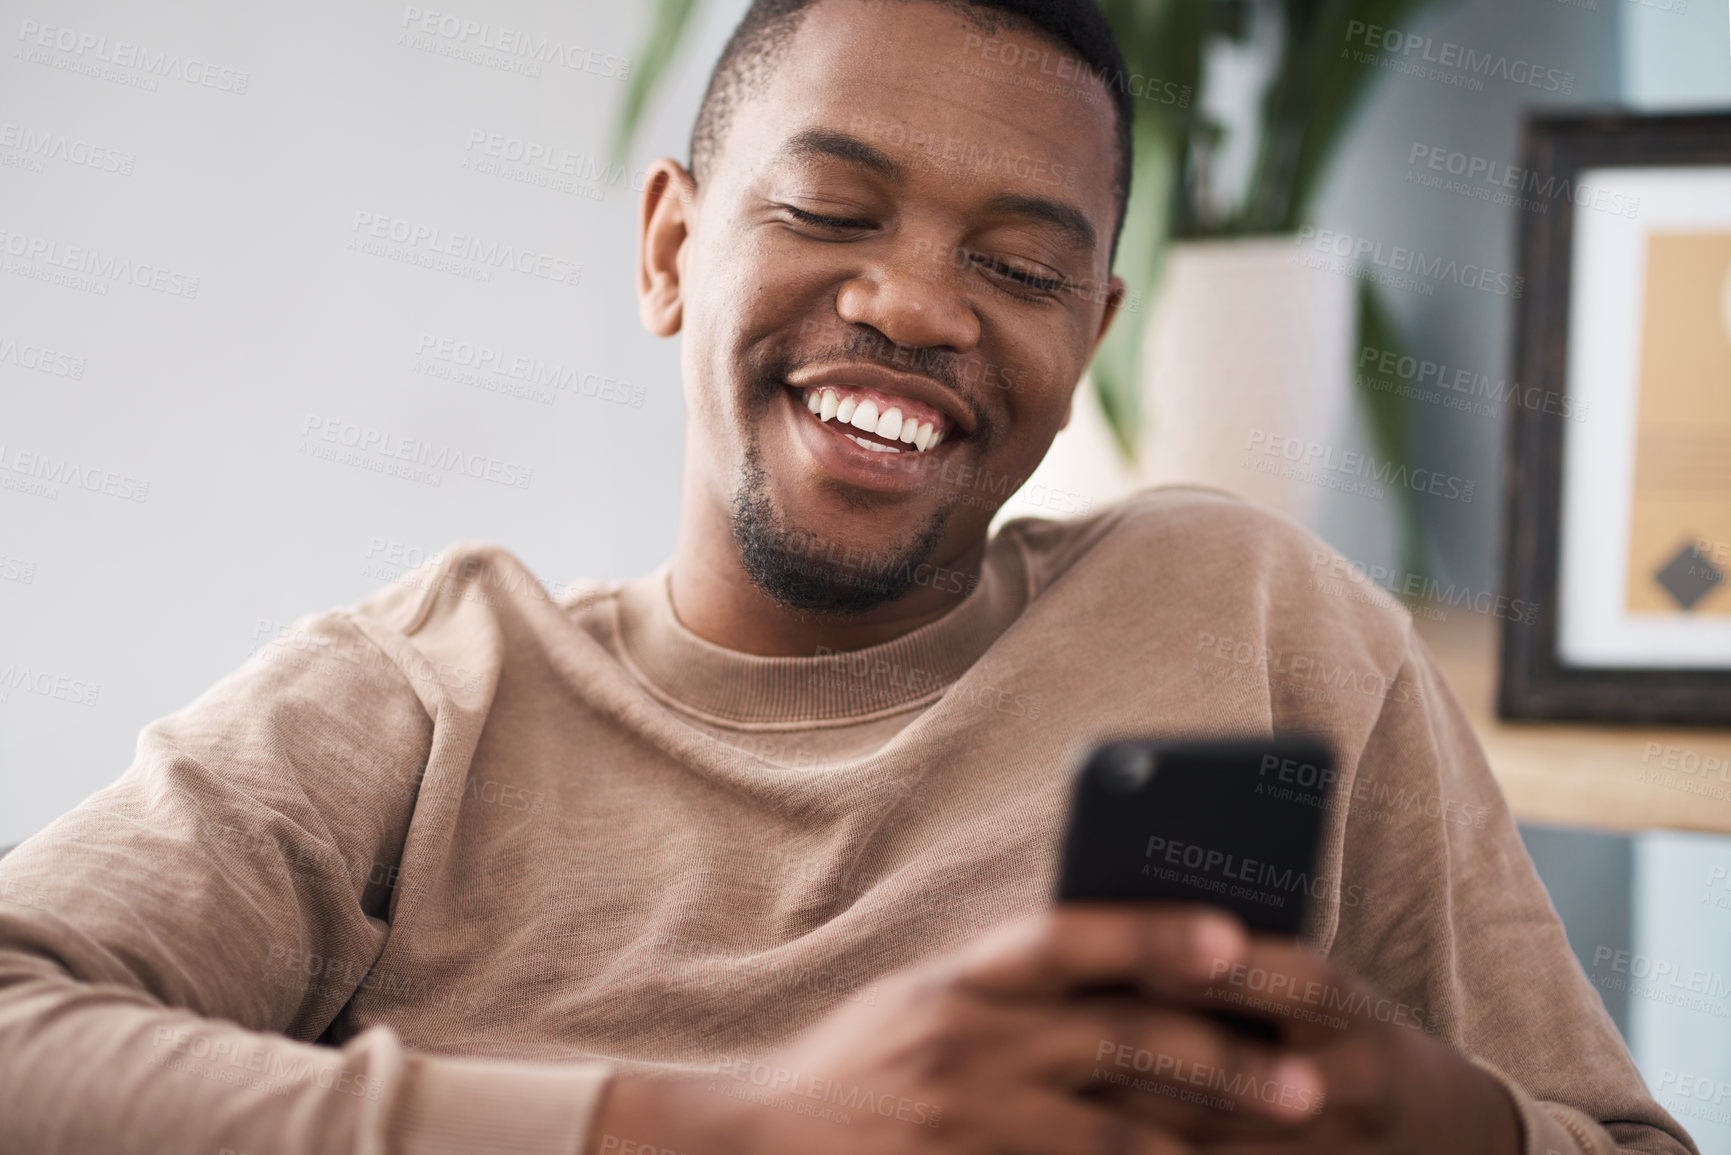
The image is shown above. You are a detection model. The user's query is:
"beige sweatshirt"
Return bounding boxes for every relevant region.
[0,486,1698,1155]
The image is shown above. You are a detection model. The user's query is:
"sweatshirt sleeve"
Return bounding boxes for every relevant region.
[0,606,611,1155]
[1323,623,1699,1155]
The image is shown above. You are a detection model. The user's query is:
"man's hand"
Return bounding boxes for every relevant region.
[586,905,1521,1155]
[1113,932,1525,1154]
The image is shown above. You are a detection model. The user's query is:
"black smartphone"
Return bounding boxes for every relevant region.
[1055,735,1337,936]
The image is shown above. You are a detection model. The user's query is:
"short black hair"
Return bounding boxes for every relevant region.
[689,0,1134,268]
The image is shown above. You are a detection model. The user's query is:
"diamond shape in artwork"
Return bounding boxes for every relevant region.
[1654,542,1725,611]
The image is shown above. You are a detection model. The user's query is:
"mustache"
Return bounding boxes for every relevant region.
[782,334,967,393]
[753,330,988,444]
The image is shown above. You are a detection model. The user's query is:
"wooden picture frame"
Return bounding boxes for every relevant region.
[1499,110,1731,726]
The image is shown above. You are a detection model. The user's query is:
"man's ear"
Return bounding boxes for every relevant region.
[1065,273,1127,433]
[1089,273,1129,358]
[638,158,697,338]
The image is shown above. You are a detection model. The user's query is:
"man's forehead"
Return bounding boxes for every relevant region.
[734,0,1117,197]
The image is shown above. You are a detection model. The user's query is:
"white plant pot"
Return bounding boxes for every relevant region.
[995,235,1363,535]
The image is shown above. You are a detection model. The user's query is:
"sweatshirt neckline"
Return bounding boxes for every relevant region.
[613,532,1031,725]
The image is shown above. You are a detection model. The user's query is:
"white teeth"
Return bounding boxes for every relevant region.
[845,433,902,453]
[798,387,950,452]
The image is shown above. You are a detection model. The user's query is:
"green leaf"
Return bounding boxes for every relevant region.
[610,0,701,168]
[1089,114,1182,466]
[1258,0,1459,230]
[1354,278,1421,572]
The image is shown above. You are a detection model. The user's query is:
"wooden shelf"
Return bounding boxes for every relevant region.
[1416,614,1731,834]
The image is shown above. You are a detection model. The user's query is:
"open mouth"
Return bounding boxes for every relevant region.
[787,383,957,456]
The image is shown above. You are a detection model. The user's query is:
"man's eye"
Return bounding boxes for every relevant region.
[781,205,873,231]
[973,255,1065,294]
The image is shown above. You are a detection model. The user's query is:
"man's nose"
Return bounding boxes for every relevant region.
[833,236,982,353]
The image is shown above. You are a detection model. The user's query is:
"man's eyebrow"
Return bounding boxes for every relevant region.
[776,128,905,181]
[981,192,1097,255]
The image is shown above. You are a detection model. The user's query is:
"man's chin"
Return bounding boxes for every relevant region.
[734,506,924,616]
[730,432,955,617]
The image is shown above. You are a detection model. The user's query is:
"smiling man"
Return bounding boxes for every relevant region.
[0,2,1700,1154]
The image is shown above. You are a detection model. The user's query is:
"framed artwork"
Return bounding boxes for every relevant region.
[1500,111,1731,725]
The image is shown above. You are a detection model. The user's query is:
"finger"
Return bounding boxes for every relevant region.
[1028,1003,1326,1126]
[943,905,1249,1003]
[995,1091,1199,1155]
[1188,937,1377,1048]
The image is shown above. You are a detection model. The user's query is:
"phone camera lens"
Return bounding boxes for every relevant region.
[1101,747,1155,792]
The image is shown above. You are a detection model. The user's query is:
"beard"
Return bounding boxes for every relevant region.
[728,432,955,616]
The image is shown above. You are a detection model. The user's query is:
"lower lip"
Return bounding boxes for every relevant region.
[783,387,955,492]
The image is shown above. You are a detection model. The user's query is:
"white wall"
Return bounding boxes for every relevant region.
[1623,0,1731,107]
[0,0,747,845]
